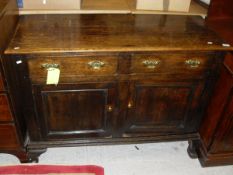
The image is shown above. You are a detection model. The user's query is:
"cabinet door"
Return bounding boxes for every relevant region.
[32,82,117,140]
[124,80,205,136]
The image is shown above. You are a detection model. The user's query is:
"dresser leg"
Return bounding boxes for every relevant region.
[27,148,47,163]
[187,139,199,159]
[15,152,30,163]
[0,150,31,163]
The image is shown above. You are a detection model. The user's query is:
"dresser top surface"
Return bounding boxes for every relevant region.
[5,14,233,54]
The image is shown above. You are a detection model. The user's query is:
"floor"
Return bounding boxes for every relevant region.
[0,141,233,175]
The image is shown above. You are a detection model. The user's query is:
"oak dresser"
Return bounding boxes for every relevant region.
[2,13,233,163]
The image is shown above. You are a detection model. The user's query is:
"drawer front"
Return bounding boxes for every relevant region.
[0,73,4,91]
[28,56,118,81]
[0,124,19,149]
[131,53,215,76]
[0,94,13,122]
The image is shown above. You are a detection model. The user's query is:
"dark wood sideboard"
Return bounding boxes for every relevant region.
[2,13,233,163]
[0,0,233,166]
[0,0,28,162]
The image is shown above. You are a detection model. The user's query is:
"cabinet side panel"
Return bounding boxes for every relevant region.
[0,124,20,149]
[210,90,233,153]
[199,62,233,149]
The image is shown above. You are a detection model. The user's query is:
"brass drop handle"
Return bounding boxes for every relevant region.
[128,102,133,109]
[88,61,105,70]
[107,105,113,112]
[41,63,60,70]
[142,60,160,69]
[185,59,201,68]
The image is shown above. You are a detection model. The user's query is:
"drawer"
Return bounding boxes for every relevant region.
[28,56,118,81]
[0,124,19,149]
[0,94,13,122]
[130,53,215,76]
[0,73,4,91]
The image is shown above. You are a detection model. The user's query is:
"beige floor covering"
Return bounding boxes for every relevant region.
[0,141,233,175]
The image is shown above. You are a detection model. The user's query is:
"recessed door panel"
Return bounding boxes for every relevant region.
[33,83,117,140]
[124,81,205,136]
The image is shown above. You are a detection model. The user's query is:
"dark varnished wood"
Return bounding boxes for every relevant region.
[207,0,233,20]
[0,0,28,163]
[210,89,233,154]
[0,72,4,91]
[0,94,13,122]
[124,80,206,136]
[199,55,233,149]
[28,56,118,83]
[2,13,230,163]
[0,0,18,52]
[130,52,216,77]
[0,124,20,149]
[0,0,231,166]
[3,50,224,162]
[4,14,233,55]
[0,0,9,16]
[206,0,233,62]
[26,52,220,84]
[207,19,233,46]
[189,0,233,167]
[0,0,17,18]
[193,53,233,166]
[27,148,47,163]
[33,83,117,140]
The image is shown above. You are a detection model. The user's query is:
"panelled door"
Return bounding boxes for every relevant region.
[32,82,117,140]
[124,80,206,136]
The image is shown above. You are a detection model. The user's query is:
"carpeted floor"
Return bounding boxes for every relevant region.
[0,141,232,175]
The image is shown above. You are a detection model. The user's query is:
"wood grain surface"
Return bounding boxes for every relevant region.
[0,124,19,149]
[5,14,233,54]
[0,0,29,163]
[0,73,4,91]
[0,0,9,17]
[0,94,13,122]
